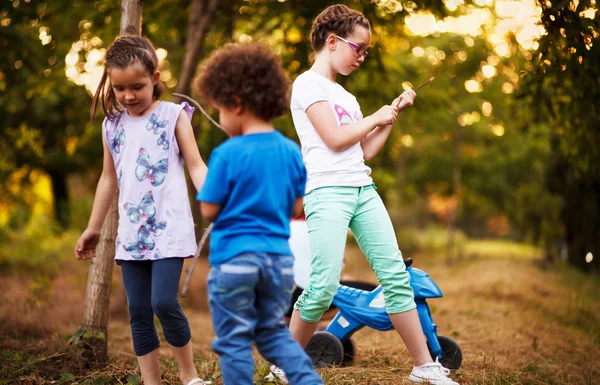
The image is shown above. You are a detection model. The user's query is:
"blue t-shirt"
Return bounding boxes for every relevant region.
[197,131,307,266]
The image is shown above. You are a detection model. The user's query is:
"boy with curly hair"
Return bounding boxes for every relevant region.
[195,43,323,385]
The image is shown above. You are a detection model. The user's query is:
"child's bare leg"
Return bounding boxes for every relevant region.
[137,348,162,385]
[171,341,199,384]
[390,309,432,366]
[289,310,320,348]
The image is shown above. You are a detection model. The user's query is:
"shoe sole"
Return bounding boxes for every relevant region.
[408,373,458,385]
[264,373,289,384]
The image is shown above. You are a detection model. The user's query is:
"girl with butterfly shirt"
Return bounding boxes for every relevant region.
[75,36,210,385]
[284,4,459,385]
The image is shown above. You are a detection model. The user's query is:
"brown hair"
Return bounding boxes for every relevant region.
[194,43,290,122]
[91,35,165,122]
[310,4,371,53]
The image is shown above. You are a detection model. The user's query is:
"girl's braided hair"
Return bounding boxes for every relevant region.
[91,36,165,122]
[310,4,371,53]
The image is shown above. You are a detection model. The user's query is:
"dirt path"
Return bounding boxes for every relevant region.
[1,247,599,384]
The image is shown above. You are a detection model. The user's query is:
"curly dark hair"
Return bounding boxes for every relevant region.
[310,4,371,53]
[194,43,290,122]
[91,35,165,122]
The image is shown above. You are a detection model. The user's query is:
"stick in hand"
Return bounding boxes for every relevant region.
[173,93,225,132]
[413,76,435,91]
[180,222,213,297]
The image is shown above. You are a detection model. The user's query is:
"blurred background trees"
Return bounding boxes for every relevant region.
[1,0,598,272]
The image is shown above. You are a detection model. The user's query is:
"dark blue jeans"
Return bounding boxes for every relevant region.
[121,258,191,356]
[208,252,323,385]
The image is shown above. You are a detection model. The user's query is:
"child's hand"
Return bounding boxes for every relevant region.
[75,228,102,260]
[371,105,399,127]
[392,90,417,112]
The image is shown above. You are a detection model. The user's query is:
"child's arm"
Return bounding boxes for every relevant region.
[175,110,208,192]
[360,90,416,159]
[306,101,397,153]
[75,132,118,260]
[292,197,304,218]
[196,146,229,223]
[200,202,221,222]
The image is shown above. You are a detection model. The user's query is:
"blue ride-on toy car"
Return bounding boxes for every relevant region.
[304,258,462,370]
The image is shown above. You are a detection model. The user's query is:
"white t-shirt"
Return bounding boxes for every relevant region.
[291,70,373,193]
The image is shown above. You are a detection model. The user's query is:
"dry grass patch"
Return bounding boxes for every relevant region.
[1,242,599,384]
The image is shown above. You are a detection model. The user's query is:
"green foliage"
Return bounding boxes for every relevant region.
[526,0,599,177]
[0,1,108,227]
[521,0,600,272]
[2,0,596,272]
[415,225,467,253]
[0,215,79,275]
[67,194,94,231]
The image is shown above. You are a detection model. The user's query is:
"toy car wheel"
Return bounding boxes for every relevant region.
[428,335,462,371]
[341,338,356,366]
[305,331,344,367]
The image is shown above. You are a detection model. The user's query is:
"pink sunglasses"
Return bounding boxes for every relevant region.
[334,35,369,58]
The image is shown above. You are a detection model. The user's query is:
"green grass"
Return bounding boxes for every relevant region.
[548,262,600,345]
[464,239,543,260]
[396,225,542,261]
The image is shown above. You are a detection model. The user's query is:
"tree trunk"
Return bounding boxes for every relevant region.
[70,0,143,364]
[48,169,69,229]
[175,0,218,241]
[120,0,143,36]
[447,125,463,264]
[70,196,118,363]
[564,177,600,273]
[174,0,219,100]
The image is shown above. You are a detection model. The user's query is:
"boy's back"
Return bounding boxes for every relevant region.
[198,130,306,266]
[194,42,322,385]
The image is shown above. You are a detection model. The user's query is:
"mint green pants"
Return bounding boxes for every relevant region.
[294,185,415,323]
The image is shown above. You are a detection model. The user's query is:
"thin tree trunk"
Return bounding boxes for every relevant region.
[447,125,463,264]
[48,169,69,228]
[174,0,218,241]
[120,0,143,36]
[174,0,219,99]
[70,0,143,364]
[70,196,118,362]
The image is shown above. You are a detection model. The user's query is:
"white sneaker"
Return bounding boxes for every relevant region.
[186,379,212,385]
[264,365,289,384]
[408,359,460,385]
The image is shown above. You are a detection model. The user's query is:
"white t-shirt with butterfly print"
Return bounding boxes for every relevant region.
[291,70,373,193]
[103,101,197,262]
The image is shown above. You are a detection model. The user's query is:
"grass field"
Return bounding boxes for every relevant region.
[1,239,599,384]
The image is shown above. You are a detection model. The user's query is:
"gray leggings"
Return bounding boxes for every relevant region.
[120,258,191,356]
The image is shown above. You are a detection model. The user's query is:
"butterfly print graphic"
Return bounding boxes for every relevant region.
[334,104,360,126]
[135,148,169,186]
[146,114,168,134]
[124,225,155,259]
[111,125,126,153]
[144,215,167,237]
[123,191,156,224]
[157,130,169,150]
